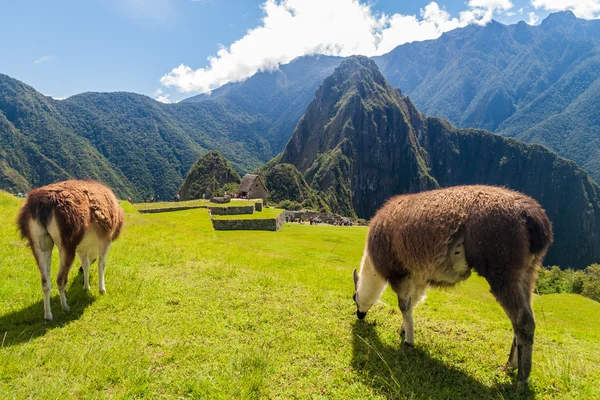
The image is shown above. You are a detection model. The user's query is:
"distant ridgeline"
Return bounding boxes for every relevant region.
[2,11,600,199]
[0,74,281,200]
[188,11,600,184]
[178,151,240,201]
[266,56,600,270]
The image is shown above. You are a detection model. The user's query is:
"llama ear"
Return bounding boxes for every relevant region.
[353,268,359,288]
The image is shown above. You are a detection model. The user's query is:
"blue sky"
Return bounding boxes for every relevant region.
[1,0,596,102]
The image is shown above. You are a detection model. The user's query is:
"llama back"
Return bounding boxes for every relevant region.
[17,180,124,245]
[84,181,125,240]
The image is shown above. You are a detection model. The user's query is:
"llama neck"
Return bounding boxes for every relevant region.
[356,249,387,312]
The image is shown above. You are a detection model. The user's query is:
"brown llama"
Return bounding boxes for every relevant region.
[17,180,124,320]
[352,185,553,388]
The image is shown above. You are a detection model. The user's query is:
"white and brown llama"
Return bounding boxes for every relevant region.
[352,185,553,388]
[17,180,124,320]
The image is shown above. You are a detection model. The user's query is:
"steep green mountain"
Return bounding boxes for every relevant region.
[0,74,279,199]
[275,56,600,269]
[375,11,600,182]
[0,75,133,195]
[186,12,600,182]
[178,151,240,200]
[256,157,330,211]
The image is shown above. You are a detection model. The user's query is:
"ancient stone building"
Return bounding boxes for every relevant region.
[238,174,268,204]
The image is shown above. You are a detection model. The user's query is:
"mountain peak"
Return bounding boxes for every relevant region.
[541,10,578,27]
[333,56,383,83]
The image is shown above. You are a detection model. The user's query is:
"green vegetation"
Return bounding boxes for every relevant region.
[537,265,600,302]
[0,74,280,201]
[179,151,240,201]
[3,13,600,202]
[211,207,283,220]
[376,12,600,183]
[1,190,600,398]
[257,159,331,213]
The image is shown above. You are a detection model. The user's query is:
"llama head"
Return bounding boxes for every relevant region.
[352,268,367,320]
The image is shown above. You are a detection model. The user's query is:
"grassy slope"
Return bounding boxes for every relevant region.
[0,191,598,399]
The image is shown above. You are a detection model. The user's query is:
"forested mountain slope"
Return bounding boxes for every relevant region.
[0,74,278,198]
[273,56,600,269]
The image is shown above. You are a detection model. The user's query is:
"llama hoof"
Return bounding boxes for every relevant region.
[62,305,70,312]
[500,364,516,373]
[516,381,528,391]
[44,314,53,321]
[99,288,106,295]
[402,341,414,348]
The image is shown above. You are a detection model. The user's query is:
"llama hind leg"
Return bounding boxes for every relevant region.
[491,282,535,387]
[56,247,75,312]
[98,241,111,294]
[28,219,55,320]
[30,224,55,320]
[506,335,518,370]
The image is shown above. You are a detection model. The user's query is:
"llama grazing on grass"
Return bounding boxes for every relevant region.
[17,180,124,320]
[352,185,553,387]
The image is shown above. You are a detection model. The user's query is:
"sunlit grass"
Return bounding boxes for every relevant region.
[0,191,598,399]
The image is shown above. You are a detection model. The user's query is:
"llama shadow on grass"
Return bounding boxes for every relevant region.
[0,273,95,348]
[351,320,535,400]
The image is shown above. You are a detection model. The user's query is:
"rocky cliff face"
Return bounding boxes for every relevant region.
[276,56,600,269]
[281,57,437,218]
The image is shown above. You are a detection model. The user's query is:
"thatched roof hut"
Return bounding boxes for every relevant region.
[238,174,268,204]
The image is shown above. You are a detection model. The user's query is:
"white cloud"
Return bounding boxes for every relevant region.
[527,11,540,24]
[161,0,515,94]
[531,0,600,19]
[468,0,513,10]
[34,55,57,64]
[153,88,171,103]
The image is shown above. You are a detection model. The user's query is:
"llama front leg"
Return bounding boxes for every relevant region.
[56,247,75,313]
[98,242,111,294]
[399,296,414,345]
[392,278,427,346]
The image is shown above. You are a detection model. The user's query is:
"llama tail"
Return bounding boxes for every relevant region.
[522,205,554,255]
[17,190,56,240]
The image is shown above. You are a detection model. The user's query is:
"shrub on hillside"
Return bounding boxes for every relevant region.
[582,264,600,302]
[278,200,303,211]
[536,265,600,302]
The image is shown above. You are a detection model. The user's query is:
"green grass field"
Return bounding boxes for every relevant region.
[0,191,598,399]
